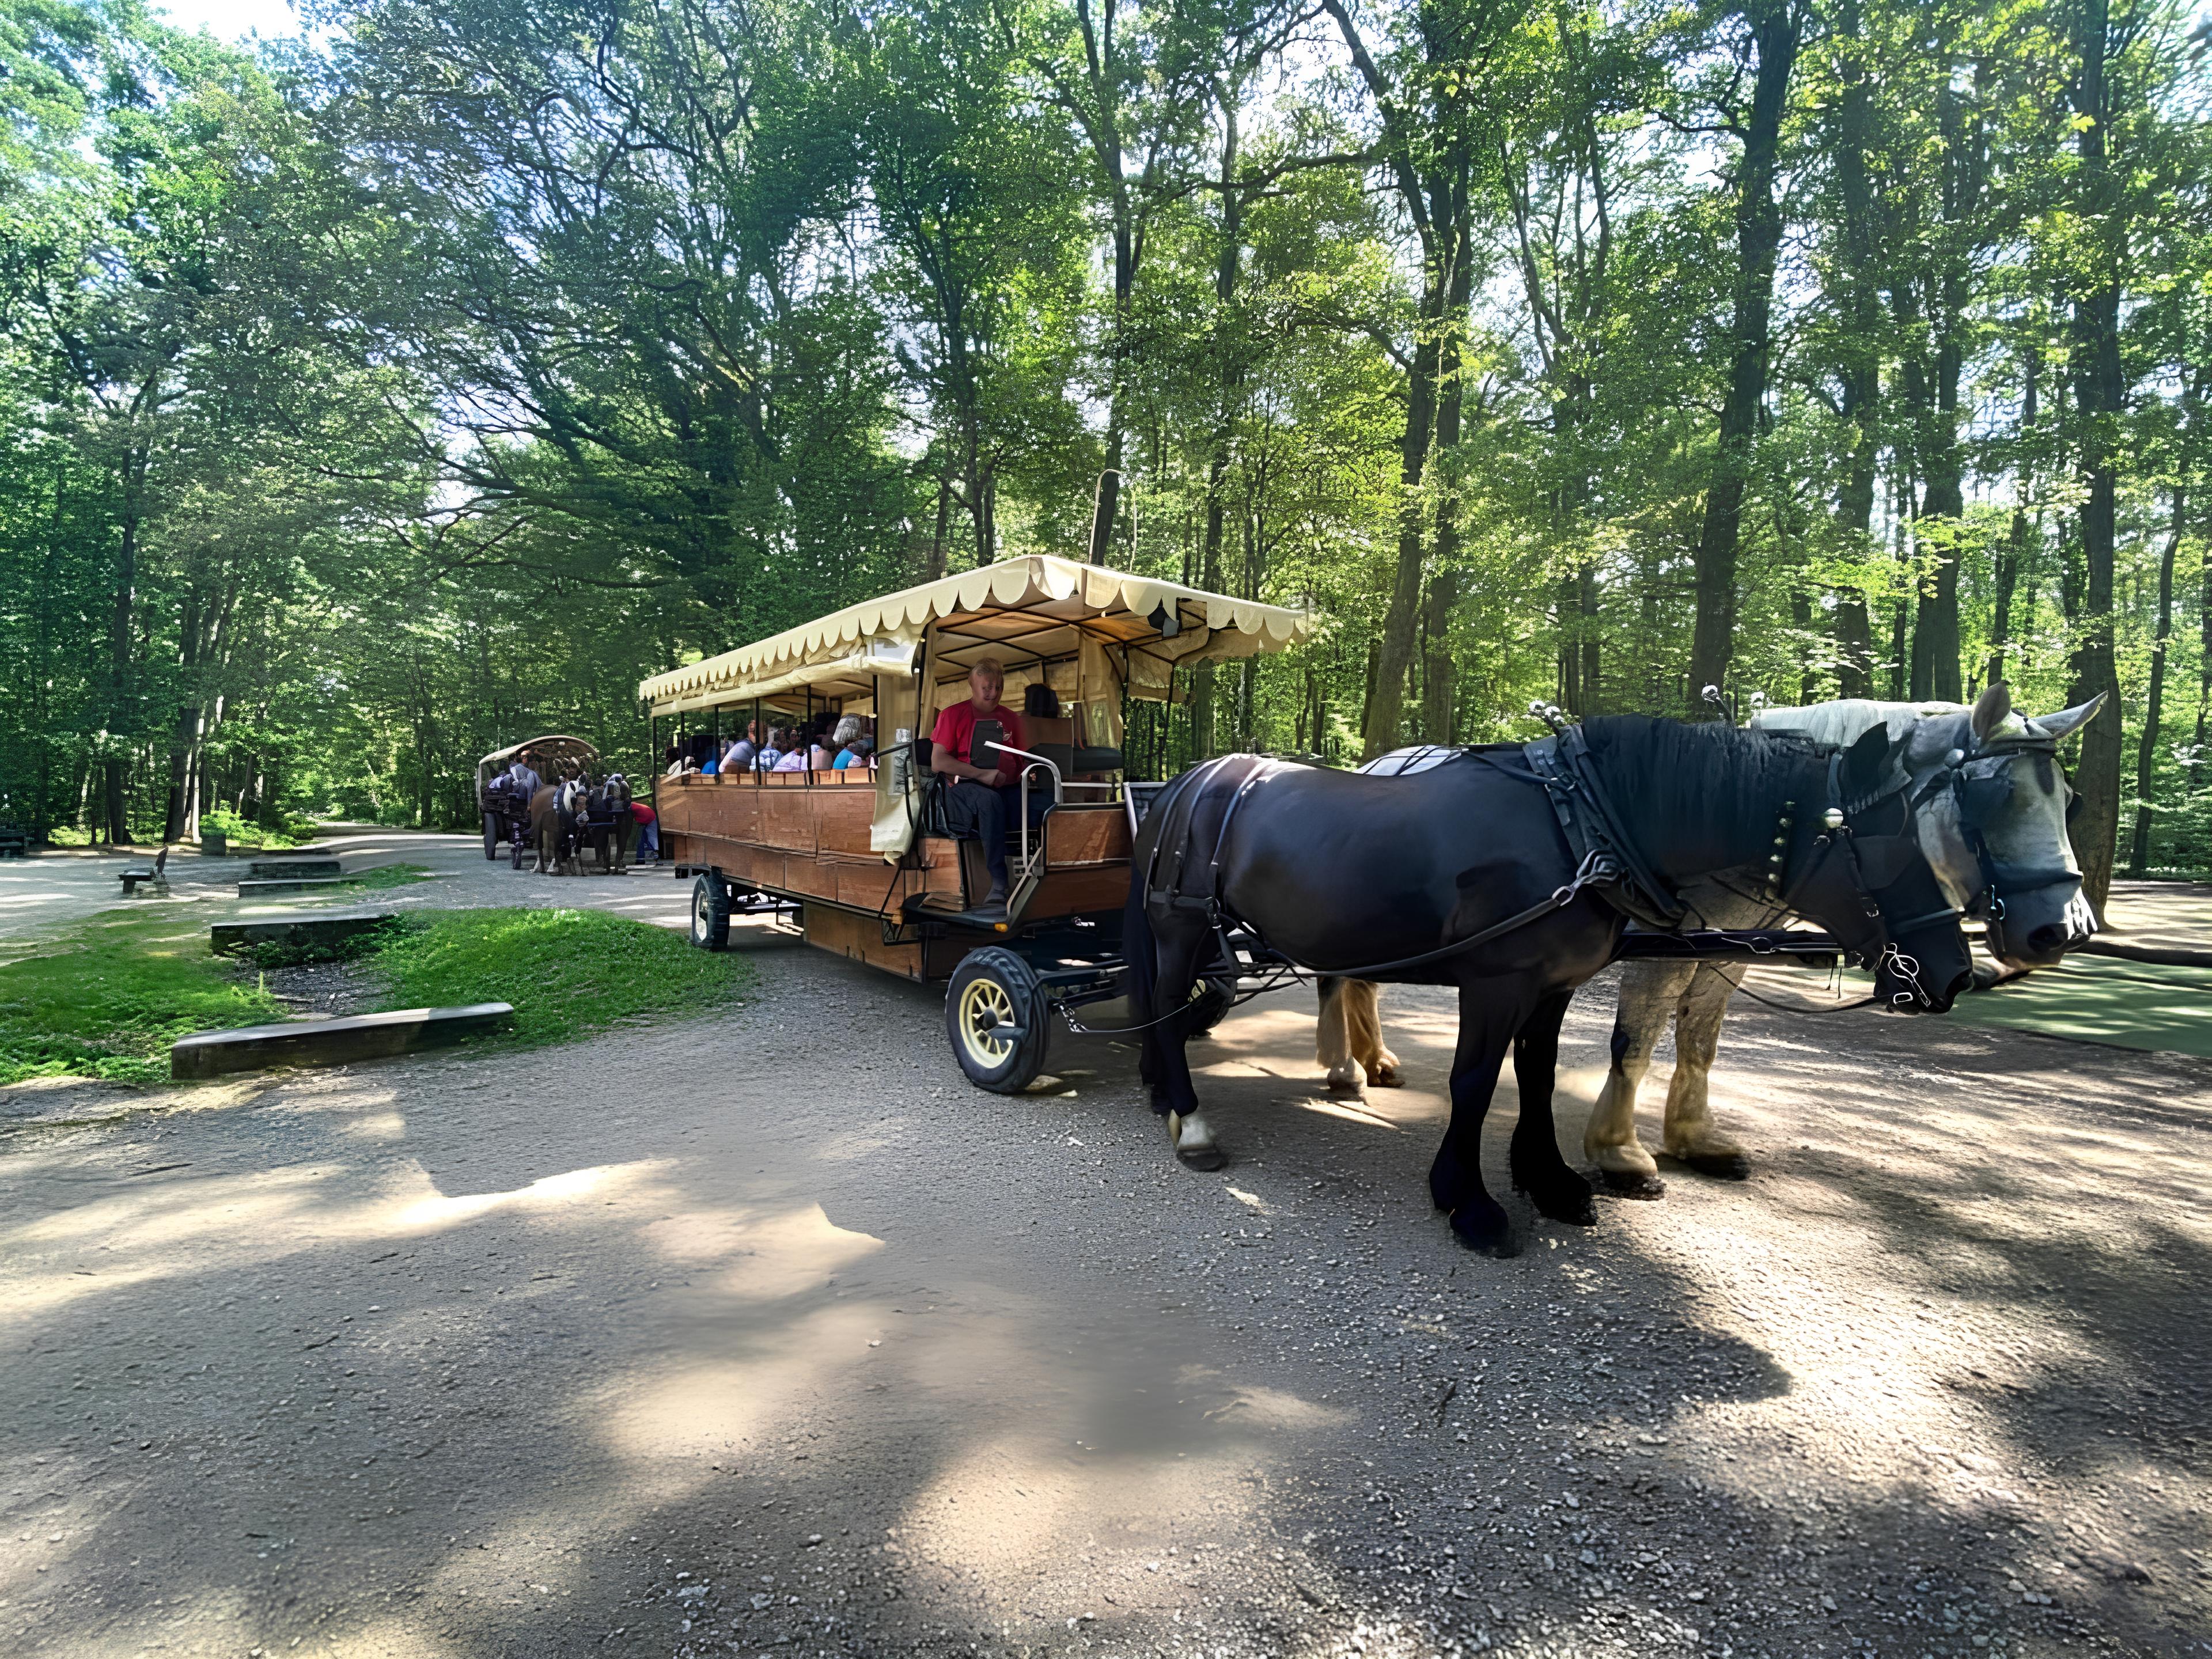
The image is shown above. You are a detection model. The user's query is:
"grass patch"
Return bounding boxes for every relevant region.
[2,905,751,1088]
[361,908,753,1047]
[0,908,288,1086]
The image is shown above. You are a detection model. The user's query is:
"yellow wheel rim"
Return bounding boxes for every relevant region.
[957,976,1016,1067]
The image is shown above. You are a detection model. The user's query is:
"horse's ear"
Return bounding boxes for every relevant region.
[1840,723,1896,800]
[2027,691,2106,743]
[1969,683,2012,747]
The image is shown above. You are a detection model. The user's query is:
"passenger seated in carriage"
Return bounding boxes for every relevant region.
[771,728,808,772]
[929,658,1048,914]
[721,721,761,774]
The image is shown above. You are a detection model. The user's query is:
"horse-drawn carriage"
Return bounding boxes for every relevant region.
[641,555,1312,1090]
[476,736,598,866]
[641,558,2104,1256]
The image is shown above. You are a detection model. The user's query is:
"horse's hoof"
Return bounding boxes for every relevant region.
[1176,1146,1227,1173]
[1598,1168,1667,1200]
[1450,1207,1520,1258]
[1368,1070,1404,1089]
[1682,1152,1751,1180]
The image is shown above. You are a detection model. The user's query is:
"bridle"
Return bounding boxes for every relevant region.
[1763,748,1957,1009]
[1910,737,2078,930]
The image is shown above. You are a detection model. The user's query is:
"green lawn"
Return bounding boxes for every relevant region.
[0,909,290,1086]
[1944,953,2212,1058]
[362,907,753,1047]
[1,906,753,1087]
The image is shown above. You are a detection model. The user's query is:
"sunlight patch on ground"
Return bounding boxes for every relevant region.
[1633,1059,2212,1548]
[1281,1094,1402,1131]
[641,1202,884,1300]
[598,1302,888,1466]
[893,1432,1269,1622]
[0,1154,671,1321]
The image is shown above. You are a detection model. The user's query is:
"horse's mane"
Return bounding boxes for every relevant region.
[1578,715,1823,865]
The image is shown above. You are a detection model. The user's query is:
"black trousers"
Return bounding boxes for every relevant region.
[935,781,1047,887]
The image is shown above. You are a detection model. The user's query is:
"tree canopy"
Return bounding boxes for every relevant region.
[2,0,2207,901]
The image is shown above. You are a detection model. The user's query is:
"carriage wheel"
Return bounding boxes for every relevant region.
[482,812,500,861]
[946,948,1050,1094]
[1187,977,1237,1037]
[690,874,731,951]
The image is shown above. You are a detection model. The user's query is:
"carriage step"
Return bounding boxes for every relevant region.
[237,876,351,897]
[209,911,399,957]
[245,858,342,880]
[171,1003,513,1079]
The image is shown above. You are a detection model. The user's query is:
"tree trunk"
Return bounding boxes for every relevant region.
[1365,301,1441,759]
[1830,0,1879,698]
[1990,355,2038,687]
[2128,490,2181,874]
[928,473,950,581]
[2066,0,2127,911]
[1909,73,1982,702]
[105,496,142,846]
[1687,0,1801,707]
[1421,236,1474,745]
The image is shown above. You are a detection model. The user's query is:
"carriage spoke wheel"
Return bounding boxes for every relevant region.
[946,948,1048,1094]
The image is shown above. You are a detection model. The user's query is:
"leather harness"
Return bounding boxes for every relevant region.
[1138,729,1936,987]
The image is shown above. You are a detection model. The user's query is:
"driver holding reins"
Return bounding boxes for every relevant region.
[930,658,1047,915]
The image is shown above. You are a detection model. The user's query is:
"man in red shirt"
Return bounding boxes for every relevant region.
[930,657,1043,912]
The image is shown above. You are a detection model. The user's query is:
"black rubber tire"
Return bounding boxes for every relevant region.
[690,874,732,950]
[946,947,1050,1094]
[482,812,500,861]
[1187,978,1237,1036]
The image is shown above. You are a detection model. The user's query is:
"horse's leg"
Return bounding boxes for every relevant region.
[1584,961,1691,1199]
[1155,926,1226,1170]
[1661,963,1752,1179]
[1429,981,1533,1256]
[1346,979,1402,1087]
[1316,976,1364,1094]
[1508,989,1597,1226]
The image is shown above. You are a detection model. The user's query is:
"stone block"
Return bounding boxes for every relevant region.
[209,911,399,957]
[171,1003,513,1079]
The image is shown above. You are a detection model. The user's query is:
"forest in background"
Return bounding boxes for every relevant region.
[0,0,2206,904]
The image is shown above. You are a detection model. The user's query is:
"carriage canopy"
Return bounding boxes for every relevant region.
[637,554,1313,717]
[474,734,600,801]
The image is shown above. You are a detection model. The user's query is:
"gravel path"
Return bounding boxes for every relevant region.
[1,847,2207,1659]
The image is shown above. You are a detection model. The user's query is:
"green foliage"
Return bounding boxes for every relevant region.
[0,906,287,1086]
[0,903,753,1085]
[361,908,754,1048]
[0,0,2207,880]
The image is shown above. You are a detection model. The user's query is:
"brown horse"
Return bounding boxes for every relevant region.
[527,780,587,875]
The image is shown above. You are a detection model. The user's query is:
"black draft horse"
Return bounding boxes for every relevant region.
[1122,715,1975,1256]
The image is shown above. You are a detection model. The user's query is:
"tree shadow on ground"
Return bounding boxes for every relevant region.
[1,957,2203,1658]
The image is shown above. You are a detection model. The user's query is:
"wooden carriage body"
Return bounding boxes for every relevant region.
[640,555,1309,984]
[656,768,1132,981]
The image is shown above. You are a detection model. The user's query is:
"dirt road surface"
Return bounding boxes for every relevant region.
[2,851,2207,1659]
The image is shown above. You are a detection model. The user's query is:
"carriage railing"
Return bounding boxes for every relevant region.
[983,740,1119,882]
